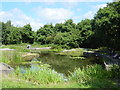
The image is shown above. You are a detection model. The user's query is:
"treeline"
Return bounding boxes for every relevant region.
[0,1,120,50]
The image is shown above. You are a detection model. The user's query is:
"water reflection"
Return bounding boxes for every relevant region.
[37,52,94,75]
[18,51,97,76]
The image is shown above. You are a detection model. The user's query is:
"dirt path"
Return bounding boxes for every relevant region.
[0,48,15,51]
[27,47,51,50]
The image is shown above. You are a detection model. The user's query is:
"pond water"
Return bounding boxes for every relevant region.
[34,51,96,75]
[1,50,99,76]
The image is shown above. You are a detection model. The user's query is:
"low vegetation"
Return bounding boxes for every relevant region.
[58,48,86,57]
[10,66,64,84]
[0,51,22,65]
[2,64,120,88]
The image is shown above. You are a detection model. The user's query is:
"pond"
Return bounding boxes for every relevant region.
[30,51,97,75]
[1,50,100,76]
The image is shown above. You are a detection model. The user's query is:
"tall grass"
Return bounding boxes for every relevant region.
[69,65,107,82]
[69,64,119,88]
[0,53,9,64]
[0,51,22,65]
[2,64,120,88]
[10,66,64,84]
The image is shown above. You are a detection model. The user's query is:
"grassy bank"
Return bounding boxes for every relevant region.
[2,64,120,88]
[0,44,87,61]
[0,50,22,65]
[0,44,63,52]
[0,44,62,65]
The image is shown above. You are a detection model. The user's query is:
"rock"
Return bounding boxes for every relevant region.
[26,47,51,50]
[27,45,31,49]
[113,54,120,59]
[0,63,14,75]
[119,57,120,59]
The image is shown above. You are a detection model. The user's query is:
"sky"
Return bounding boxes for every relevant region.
[0,0,113,31]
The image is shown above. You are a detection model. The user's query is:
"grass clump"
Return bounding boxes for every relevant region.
[69,65,107,82]
[10,67,64,84]
[59,48,86,57]
[1,44,31,52]
[0,51,22,65]
[69,64,119,88]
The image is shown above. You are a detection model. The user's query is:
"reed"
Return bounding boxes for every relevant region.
[11,66,64,84]
[68,64,119,88]
[69,65,108,83]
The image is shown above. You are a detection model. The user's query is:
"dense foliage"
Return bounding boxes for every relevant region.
[0,1,120,50]
[91,2,120,50]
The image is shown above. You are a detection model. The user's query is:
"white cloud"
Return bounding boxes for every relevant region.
[0,3,109,31]
[0,8,43,31]
[82,4,107,19]
[34,7,74,24]
[84,11,96,19]
[72,11,96,22]
[95,4,107,9]
[0,7,73,30]
[76,8,81,12]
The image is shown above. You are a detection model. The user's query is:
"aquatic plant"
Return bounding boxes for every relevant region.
[58,48,86,57]
[68,64,118,88]
[69,65,107,82]
[11,66,64,84]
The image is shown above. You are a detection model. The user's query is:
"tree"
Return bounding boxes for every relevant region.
[2,21,11,45]
[21,24,34,44]
[36,24,54,44]
[1,21,23,44]
[113,0,120,2]
[0,22,2,45]
[76,19,93,47]
[93,1,120,50]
